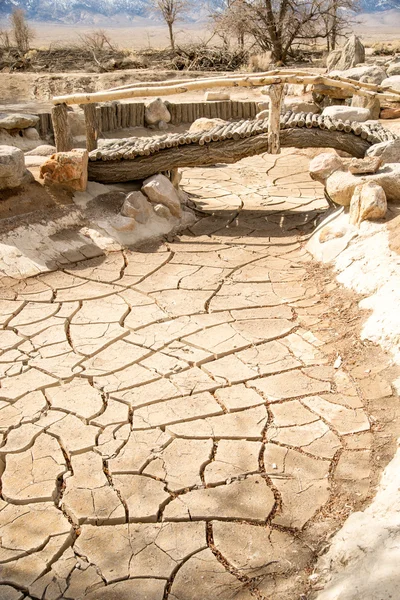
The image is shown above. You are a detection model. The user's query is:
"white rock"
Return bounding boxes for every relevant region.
[25,144,57,157]
[387,63,400,76]
[144,98,171,126]
[205,91,230,101]
[350,181,387,226]
[189,118,226,134]
[309,153,344,184]
[121,191,153,224]
[153,203,172,219]
[0,113,39,130]
[326,163,400,206]
[329,65,387,85]
[256,110,269,120]
[23,127,40,141]
[367,139,400,164]
[322,106,370,122]
[326,49,342,71]
[328,35,365,71]
[142,174,182,217]
[326,170,361,206]
[381,75,400,91]
[0,145,25,189]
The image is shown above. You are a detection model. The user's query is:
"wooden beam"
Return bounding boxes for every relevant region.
[51,103,73,152]
[53,74,400,107]
[267,84,285,154]
[88,128,370,183]
[81,103,99,152]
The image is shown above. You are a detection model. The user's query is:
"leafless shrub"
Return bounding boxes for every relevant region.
[78,29,117,53]
[0,29,12,51]
[10,8,35,54]
[149,0,192,51]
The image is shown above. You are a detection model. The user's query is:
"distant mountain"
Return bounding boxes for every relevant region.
[0,0,398,24]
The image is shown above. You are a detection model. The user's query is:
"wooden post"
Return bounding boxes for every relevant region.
[51,103,73,152]
[267,83,285,154]
[81,103,99,152]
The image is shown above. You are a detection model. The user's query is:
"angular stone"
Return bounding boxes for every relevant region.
[169,548,253,600]
[75,522,206,581]
[249,370,330,401]
[302,395,370,434]
[2,434,67,503]
[164,475,275,522]
[189,117,226,132]
[204,440,261,483]
[350,181,387,226]
[131,392,223,429]
[309,153,343,184]
[0,113,39,130]
[167,405,268,439]
[348,157,382,175]
[121,191,153,223]
[46,379,104,420]
[366,138,400,164]
[142,174,181,217]
[0,146,26,189]
[40,149,88,192]
[322,106,370,122]
[264,444,330,529]
[144,98,171,125]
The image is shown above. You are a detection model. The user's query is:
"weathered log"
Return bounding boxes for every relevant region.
[54,73,400,106]
[88,128,371,183]
[268,83,285,153]
[51,103,73,152]
[81,103,99,152]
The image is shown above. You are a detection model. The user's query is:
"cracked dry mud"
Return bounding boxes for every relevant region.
[0,152,398,600]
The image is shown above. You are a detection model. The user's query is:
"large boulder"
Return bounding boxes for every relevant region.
[326,163,400,205]
[309,153,343,184]
[381,76,400,91]
[321,106,370,122]
[189,118,226,134]
[326,49,342,71]
[40,149,88,192]
[326,170,360,206]
[142,174,182,217]
[329,65,387,85]
[144,99,171,126]
[25,144,57,156]
[367,139,400,164]
[0,145,25,189]
[387,63,400,77]
[0,113,39,131]
[351,93,380,120]
[328,36,365,72]
[350,181,387,226]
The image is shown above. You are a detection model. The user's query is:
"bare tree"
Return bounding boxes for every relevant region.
[211,0,359,63]
[149,0,191,51]
[10,8,35,54]
[0,29,12,51]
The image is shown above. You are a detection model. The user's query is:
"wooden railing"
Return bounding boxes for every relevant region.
[51,69,400,156]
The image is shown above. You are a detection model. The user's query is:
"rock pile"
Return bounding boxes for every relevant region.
[0,112,42,151]
[309,140,400,226]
